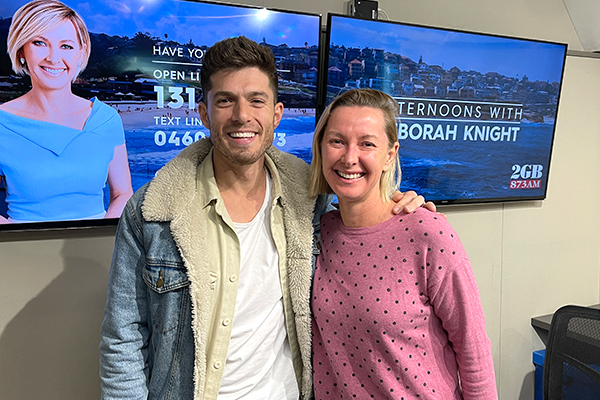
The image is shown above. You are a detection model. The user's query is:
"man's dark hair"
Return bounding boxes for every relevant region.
[200,36,279,103]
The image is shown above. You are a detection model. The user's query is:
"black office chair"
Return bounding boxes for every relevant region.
[543,305,600,399]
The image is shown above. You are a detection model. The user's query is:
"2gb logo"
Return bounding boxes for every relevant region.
[510,164,543,189]
[511,164,543,180]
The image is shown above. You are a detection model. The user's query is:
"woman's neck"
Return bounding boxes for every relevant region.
[5,88,92,129]
[338,196,396,228]
[24,87,77,115]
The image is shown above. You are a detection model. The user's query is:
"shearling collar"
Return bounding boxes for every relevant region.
[142,138,312,223]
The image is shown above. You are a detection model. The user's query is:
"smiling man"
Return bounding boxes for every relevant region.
[99,36,429,400]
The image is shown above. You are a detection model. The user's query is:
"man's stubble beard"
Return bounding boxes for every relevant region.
[207,118,274,166]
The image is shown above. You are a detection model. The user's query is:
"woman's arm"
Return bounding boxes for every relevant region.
[105,144,133,219]
[427,217,498,399]
[0,177,10,224]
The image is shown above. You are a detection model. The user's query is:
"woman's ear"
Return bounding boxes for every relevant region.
[382,142,399,171]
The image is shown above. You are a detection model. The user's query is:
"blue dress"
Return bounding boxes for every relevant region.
[0,98,125,222]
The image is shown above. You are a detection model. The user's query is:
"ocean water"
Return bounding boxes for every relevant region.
[398,121,554,202]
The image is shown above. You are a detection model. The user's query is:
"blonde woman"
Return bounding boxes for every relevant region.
[0,0,132,223]
[309,89,498,399]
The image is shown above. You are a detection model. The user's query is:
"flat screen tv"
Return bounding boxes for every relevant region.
[321,13,567,204]
[0,0,321,231]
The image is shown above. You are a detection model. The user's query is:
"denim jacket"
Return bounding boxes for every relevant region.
[99,139,332,399]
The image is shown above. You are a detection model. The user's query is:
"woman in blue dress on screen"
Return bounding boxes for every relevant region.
[0,0,133,224]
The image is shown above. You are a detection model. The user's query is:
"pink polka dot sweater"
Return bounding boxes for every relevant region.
[312,208,497,399]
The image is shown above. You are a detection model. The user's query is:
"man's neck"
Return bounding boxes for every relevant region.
[212,153,268,224]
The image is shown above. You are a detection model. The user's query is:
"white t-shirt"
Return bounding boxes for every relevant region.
[218,172,299,399]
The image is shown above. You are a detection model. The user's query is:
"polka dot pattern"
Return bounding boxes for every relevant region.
[312,208,494,399]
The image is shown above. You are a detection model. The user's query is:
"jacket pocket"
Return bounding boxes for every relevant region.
[143,259,191,293]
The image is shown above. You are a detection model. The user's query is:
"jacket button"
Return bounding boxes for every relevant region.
[214,361,222,369]
[222,318,231,326]
[229,274,237,282]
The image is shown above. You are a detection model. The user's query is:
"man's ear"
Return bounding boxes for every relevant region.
[273,102,284,129]
[199,102,210,128]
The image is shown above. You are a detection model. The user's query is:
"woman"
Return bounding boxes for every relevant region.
[309,89,498,399]
[0,0,132,223]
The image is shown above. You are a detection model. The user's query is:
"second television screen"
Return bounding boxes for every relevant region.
[323,14,567,204]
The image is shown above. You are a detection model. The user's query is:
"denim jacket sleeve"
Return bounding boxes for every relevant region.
[100,182,196,399]
[100,193,151,400]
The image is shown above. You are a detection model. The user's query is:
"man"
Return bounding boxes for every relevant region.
[99,36,430,399]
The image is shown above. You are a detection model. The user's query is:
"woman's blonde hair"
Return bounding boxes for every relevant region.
[7,0,91,78]
[309,88,401,201]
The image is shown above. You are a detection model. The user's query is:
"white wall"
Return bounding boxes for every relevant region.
[0,229,116,399]
[1,0,599,399]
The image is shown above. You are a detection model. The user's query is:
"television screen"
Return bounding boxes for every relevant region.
[322,14,567,204]
[0,0,321,231]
